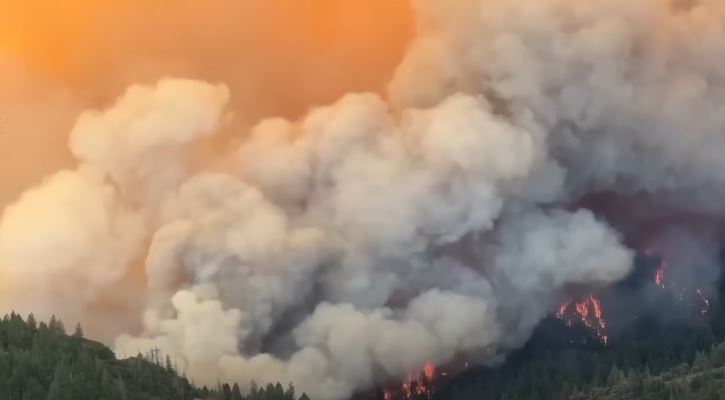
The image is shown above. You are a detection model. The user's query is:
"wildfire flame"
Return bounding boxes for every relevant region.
[382,362,436,400]
[554,243,719,347]
[556,295,608,345]
[655,261,666,288]
[646,247,711,315]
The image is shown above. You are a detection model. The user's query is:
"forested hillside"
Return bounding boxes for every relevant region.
[0,313,310,400]
[434,315,723,400]
[570,344,725,400]
[427,266,725,400]
[5,301,725,400]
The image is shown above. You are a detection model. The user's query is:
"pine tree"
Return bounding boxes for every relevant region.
[222,383,232,400]
[101,369,115,398]
[165,354,174,372]
[49,315,65,334]
[48,362,71,400]
[693,350,710,372]
[249,380,260,400]
[24,376,46,400]
[285,382,296,400]
[606,365,623,387]
[26,313,37,329]
[47,377,62,400]
[73,322,84,338]
[117,377,128,400]
[274,382,285,399]
[232,383,243,400]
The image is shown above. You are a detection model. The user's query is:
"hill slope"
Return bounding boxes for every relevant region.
[0,312,201,400]
[0,313,309,400]
[570,344,725,400]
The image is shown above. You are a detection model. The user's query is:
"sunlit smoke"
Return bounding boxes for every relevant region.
[0,0,414,208]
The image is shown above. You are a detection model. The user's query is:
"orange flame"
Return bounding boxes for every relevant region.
[646,247,711,315]
[556,295,608,345]
[654,256,667,288]
[423,362,434,380]
[381,362,437,400]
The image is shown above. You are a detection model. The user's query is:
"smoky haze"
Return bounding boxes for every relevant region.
[1,1,724,399]
[0,0,413,208]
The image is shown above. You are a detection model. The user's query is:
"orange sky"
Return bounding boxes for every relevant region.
[0,0,414,208]
[0,0,413,113]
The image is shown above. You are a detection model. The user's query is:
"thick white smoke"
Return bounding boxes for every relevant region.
[393,0,725,209]
[0,166,144,334]
[6,0,725,399]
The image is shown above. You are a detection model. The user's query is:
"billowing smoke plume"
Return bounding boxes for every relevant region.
[103,81,633,399]
[393,0,725,208]
[3,0,725,399]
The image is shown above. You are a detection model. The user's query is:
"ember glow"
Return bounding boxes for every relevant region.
[645,246,712,316]
[697,289,711,315]
[644,246,668,289]
[655,263,666,288]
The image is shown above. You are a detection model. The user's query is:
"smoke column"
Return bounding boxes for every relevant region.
[2,0,725,399]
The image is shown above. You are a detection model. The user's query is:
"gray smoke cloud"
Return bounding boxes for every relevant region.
[4,0,725,399]
[393,0,725,208]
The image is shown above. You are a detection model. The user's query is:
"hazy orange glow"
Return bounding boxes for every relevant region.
[0,0,413,111]
[0,0,414,208]
[0,1,95,77]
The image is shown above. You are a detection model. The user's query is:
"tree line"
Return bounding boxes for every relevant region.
[0,312,312,400]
